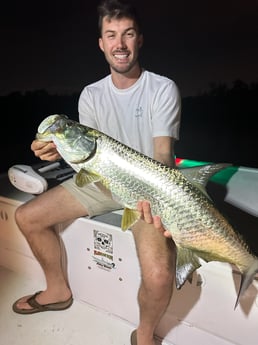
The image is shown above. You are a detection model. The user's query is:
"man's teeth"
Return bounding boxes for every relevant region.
[114,54,128,59]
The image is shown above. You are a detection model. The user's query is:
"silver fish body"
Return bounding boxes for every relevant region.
[37,114,258,307]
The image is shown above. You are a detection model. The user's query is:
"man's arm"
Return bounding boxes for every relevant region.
[153,136,176,168]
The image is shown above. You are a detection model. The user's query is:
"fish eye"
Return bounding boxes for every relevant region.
[66,120,74,127]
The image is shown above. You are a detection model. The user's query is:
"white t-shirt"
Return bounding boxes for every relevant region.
[78,70,181,159]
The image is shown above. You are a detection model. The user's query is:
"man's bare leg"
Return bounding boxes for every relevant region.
[13,185,88,310]
[132,219,176,345]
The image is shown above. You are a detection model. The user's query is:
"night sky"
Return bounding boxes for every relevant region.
[1,0,258,97]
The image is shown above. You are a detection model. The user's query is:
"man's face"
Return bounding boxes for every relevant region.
[99,17,143,74]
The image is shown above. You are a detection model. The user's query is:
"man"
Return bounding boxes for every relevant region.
[12,1,181,344]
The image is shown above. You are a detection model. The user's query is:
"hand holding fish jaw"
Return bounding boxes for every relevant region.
[137,200,172,238]
[31,139,61,161]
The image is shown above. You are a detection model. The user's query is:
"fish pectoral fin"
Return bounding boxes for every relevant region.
[175,246,202,289]
[75,169,102,187]
[121,208,141,231]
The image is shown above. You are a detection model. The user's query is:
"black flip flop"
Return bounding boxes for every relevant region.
[12,291,73,314]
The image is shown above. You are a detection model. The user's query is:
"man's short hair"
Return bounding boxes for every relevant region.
[97,0,142,36]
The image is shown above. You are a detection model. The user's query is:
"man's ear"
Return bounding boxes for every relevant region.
[99,37,104,52]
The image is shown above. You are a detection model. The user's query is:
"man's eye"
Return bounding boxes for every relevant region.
[126,31,135,38]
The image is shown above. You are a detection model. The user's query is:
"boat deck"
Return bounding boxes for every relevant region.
[0,266,135,345]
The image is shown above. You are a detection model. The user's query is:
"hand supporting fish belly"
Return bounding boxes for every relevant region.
[137,200,167,235]
[37,114,258,308]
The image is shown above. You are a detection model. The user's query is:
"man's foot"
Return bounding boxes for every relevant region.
[130,330,137,345]
[12,291,73,314]
[130,329,161,345]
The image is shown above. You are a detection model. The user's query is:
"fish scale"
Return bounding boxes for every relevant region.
[36,114,258,308]
[92,133,256,270]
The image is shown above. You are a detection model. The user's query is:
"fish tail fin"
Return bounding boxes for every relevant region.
[234,258,258,309]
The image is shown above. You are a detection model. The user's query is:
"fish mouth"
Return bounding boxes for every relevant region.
[36,114,98,163]
[37,114,65,134]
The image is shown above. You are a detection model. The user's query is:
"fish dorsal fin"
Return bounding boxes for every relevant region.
[175,246,202,289]
[75,169,102,187]
[181,163,231,199]
[121,208,141,231]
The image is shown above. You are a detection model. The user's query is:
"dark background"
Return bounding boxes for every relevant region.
[1,0,257,97]
[1,0,258,173]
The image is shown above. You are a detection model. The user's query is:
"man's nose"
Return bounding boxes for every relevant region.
[116,35,127,48]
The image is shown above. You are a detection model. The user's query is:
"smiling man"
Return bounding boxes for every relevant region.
[12,1,181,345]
[99,14,143,78]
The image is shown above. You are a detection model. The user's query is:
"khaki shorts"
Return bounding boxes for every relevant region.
[61,175,122,217]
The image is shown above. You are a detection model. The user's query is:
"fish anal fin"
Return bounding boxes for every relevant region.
[175,246,202,289]
[121,208,141,231]
[187,272,194,285]
[75,169,102,187]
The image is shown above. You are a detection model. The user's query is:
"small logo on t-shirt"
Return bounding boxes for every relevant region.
[135,106,143,118]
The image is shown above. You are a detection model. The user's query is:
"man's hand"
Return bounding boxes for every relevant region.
[31,139,61,161]
[137,200,172,238]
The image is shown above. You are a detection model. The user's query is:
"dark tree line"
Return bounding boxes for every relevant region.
[1,80,258,174]
[176,80,258,168]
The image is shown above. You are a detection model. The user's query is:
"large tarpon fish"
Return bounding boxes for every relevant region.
[37,114,258,308]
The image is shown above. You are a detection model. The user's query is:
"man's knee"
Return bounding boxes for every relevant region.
[15,204,31,235]
[143,264,174,290]
[15,205,24,227]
